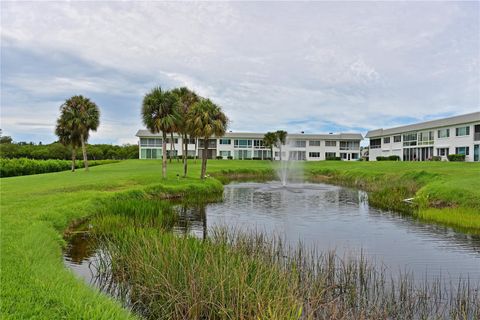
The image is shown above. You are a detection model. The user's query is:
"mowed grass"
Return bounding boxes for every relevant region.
[1,159,479,319]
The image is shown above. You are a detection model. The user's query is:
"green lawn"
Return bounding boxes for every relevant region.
[1,159,479,319]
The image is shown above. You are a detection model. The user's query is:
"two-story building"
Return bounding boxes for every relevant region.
[135,130,363,161]
[366,112,480,162]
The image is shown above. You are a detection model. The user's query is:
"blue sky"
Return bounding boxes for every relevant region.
[1,1,479,144]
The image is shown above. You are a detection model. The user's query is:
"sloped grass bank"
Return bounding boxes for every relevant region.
[0,160,224,319]
[307,161,480,233]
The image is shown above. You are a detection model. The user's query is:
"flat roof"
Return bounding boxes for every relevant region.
[365,112,480,138]
[136,130,363,140]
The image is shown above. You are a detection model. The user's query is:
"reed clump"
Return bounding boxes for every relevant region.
[91,218,480,320]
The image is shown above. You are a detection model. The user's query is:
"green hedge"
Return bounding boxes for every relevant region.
[447,154,465,162]
[0,158,119,178]
[376,155,400,161]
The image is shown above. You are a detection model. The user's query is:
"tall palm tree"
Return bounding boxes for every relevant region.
[59,95,100,171]
[172,87,200,177]
[55,115,82,171]
[263,132,277,161]
[186,99,228,179]
[141,87,180,178]
[276,130,287,160]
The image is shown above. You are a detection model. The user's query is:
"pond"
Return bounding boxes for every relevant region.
[64,181,480,288]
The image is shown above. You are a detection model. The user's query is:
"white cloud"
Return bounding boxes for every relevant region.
[1,1,478,143]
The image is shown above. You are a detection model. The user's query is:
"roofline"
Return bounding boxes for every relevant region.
[365,112,480,138]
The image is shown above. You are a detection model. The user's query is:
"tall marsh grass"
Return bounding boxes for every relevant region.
[91,220,480,319]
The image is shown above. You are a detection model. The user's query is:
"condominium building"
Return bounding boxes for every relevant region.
[135,130,363,161]
[366,112,480,162]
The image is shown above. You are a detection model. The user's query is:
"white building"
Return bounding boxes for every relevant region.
[366,112,480,162]
[135,130,363,161]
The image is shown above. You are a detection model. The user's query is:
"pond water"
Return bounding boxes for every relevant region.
[64,181,480,287]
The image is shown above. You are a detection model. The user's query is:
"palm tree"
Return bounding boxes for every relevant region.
[263,132,277,161]
[172,87,200,177]
[59,95,100,171]
[276,130,287,160]
[186,99,228,179]
[55,115,82,171]
[141,87,180,178]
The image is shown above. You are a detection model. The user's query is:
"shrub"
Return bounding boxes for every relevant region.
[447,154,465,162]
[376,156,400,161]
[216,156,223,160]
[0,158,118,178]
[431,156,441,161]
[227,156,233,160]
[326,156,341,161]
[252,157,262,160]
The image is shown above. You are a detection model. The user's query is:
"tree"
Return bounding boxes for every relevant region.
[263,132,277,161]
[186,99,228,179]
[59,95,100,171]
[141,87,180,178]
[0,136,13,144]
[276,130,287,160]
[55,114,82,171]
[172,87,200,177]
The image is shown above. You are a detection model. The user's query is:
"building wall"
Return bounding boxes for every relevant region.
[137,135,362,161]
[368,122,480,162]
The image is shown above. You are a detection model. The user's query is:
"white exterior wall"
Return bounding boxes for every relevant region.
[368,121,480,162]
[136,133,362,161]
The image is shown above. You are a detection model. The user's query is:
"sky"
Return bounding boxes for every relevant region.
[1,1,479,145]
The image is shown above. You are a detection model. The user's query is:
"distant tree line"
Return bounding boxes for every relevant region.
[0,139,138,160]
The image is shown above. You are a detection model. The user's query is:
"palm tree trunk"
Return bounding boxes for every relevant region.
[201,139,208,179]
[270,146,273,161]
[169,132,174,163]
[183,134,188,178]
[194,139,198,164]
[162,132,167,178]
[71,147,76,171]
[80,133,88,171]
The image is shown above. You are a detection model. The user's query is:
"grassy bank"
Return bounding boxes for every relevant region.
[1,159,479,319]
[306,161,480,232]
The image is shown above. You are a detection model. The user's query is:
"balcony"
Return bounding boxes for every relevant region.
[475,132,480,141]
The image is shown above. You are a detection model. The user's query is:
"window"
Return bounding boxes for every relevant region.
[234,139,252,148]
[393,135,401,143]
[437,129,450,139]
[234,149,252,159]
[383,137,390,144]
[141,148,161,159]
[309,140,321,146]
[340,141,360,150]
[219,151,231,157]
[219,138,231,145]
[289,151,306,160]
[166,138,178,144]
[456,147,469,155]
[437,148,448,157]
[293,140,306,148]
[309,152,320,158]
[351,153,359,160]
[325,141,336,147]
[370,138,381,149]
[403,133,417,146]
[140,138,162,147]
[456,126,470,136]
[253,139,265,148]
[417,131,434,145]
[325,152,337,159]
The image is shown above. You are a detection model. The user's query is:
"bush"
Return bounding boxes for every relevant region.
[0,158,118,178]
[227,156,233,160]
[447,154,465,162]
[431,156,441,161]
[376,156,400,161]
[216,156,223,160]
[252,157,262,160]
[326,156,341,161]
